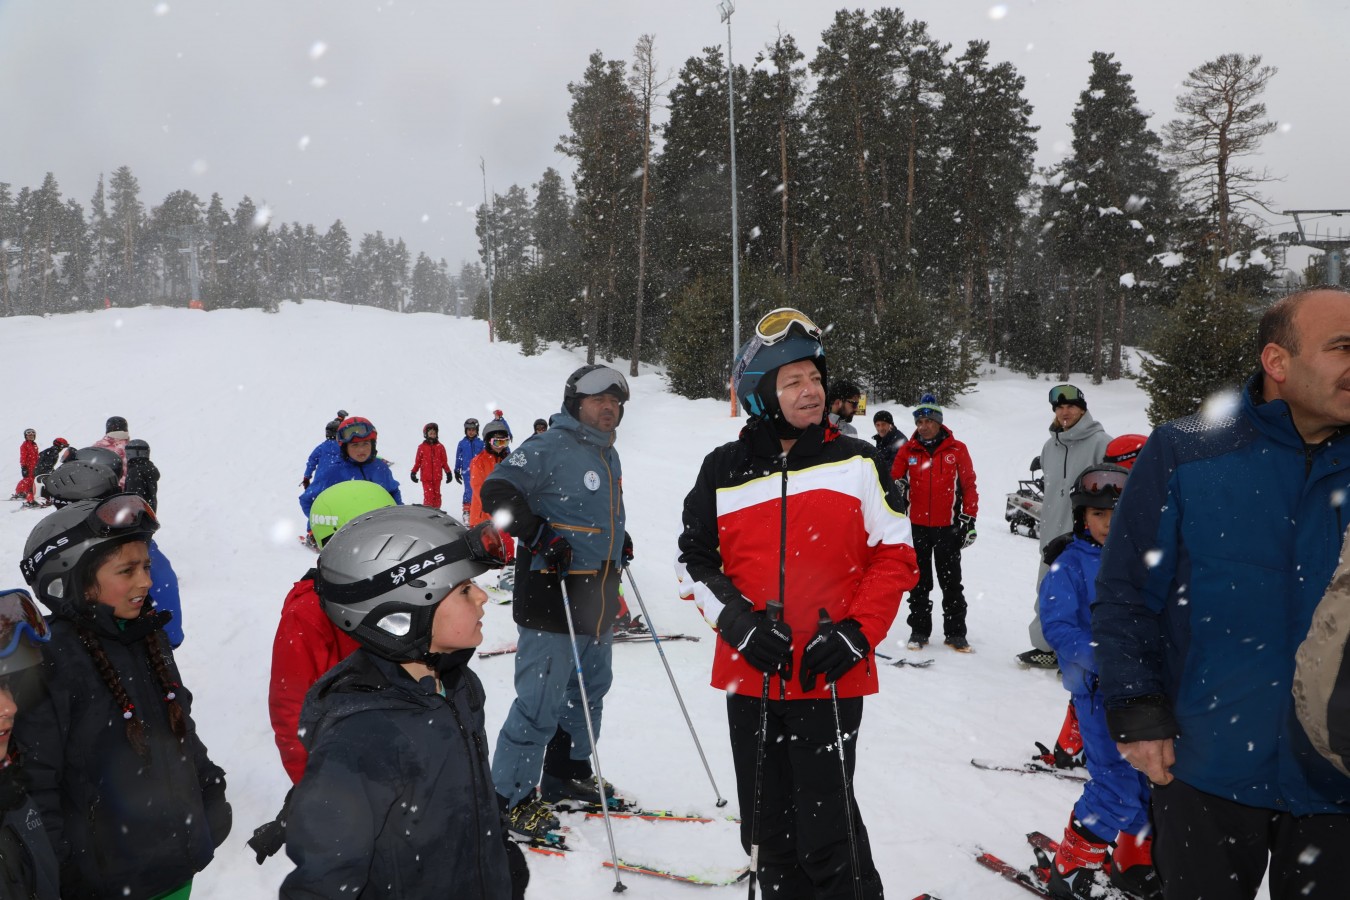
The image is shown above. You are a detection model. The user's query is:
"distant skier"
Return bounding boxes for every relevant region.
[453,418,484,520]
[469,418,516,588]
[300,410,346,490]
[409,422,452,509]
[299,416,402,519]
[12,428,38,506]
[124,439,160,512]
[532,418,548,435]
[93,416,131,488]
[34,436,71,506]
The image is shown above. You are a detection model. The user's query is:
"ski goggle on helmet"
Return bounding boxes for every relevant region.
[734,307,827,419]
[20,494,159,601]
[336,417,377,444]
[0,589,50,676]
[1069,464,1129,510]
[317,509,508,662]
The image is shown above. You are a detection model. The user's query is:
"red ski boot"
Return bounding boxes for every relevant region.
[1110,831,1162,900]
[1046,814,1110,900]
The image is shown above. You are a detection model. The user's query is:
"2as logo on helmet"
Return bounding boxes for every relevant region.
[388,553,447,585]
[22,537,70,579]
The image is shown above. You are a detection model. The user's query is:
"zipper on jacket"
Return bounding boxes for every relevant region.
[777,453,790,700]
[449,695,489,897]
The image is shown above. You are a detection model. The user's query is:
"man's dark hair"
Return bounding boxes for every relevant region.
[1258,285,1350,356]
[828,380,861,403]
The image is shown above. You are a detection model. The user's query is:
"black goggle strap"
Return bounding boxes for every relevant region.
[19,498,154,583]
[320,529,507,607]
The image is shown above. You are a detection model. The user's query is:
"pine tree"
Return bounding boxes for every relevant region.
[1138,270,1255,424]
[107,166,144,304]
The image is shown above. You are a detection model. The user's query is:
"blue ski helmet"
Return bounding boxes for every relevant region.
[734,308,828,419]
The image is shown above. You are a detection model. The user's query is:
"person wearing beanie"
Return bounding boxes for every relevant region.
[827,380,862,436]
[890,394,979,652]
[1016,384,1111,670]
[93,417,131,489]
[678,308,916,899]
[872,410,903,474]
[409,423,452,509]
[533,419,548,435]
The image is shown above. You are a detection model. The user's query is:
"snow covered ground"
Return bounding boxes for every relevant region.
[0,301,1246,898]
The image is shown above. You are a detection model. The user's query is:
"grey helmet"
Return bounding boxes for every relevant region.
[125,439,151,461]
[70,446,123,479]
[20,494,159,609]
[315,506,506,663]
[44,461,119,506]
[563,365,630,420]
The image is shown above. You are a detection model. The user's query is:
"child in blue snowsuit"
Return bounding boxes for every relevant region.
[1039,463,1159,900]
[453,418,484,520]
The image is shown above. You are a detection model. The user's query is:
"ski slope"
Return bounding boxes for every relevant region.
[0,301,1240,898]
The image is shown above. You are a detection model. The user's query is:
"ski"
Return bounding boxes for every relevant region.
[974,847,1049,896]
[477,633,699,658]
[969,759,1088,782]
[517,825,572,856]
[890,657,934,668]
[583,809,724,823]
[602,859,749,886]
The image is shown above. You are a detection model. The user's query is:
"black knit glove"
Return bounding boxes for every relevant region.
[409,471,419,483]
[718,600,792,674]
[445,470,453,484]
[800,612,869,691]
[454,469,464,484]
[300,477,310,489]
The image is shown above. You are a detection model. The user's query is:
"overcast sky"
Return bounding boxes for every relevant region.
[3,0,1345,269]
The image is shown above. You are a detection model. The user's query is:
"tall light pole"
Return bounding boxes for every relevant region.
[480,157,496,342]
[719,0,741,415]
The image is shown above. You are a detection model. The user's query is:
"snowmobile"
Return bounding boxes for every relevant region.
[1005,456,1044,539]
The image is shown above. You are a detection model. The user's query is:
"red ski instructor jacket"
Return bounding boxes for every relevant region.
[890,426,978,528]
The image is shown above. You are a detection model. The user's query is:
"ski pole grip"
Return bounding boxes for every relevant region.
[766,600,784,622]
[817,608,832,627]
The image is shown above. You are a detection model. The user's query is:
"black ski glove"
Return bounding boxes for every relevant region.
[528,522,572,573]
[454,469,464,484]
[718,600,792,674]
[20,466,29,478]
[957,513,976,549]
[445,470,453,484]
[622,532,634,565]
[800,612,869,692]
[247,788,293,864]
[409,471,419,483]
[300,477,310,490]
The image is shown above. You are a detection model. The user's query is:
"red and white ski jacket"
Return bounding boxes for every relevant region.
[411,439,451,484]
[677,420,917,701]
[268,572,361,783]
[890,426,978,527]
[18,439,38,477]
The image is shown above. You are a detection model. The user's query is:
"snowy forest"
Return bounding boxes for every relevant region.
[0,8,1309,423]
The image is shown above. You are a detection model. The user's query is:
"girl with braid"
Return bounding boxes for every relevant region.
[16,495,230,900]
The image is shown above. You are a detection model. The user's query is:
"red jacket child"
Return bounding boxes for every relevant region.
[268,571,362,783]
[409,423,452,509]
[14,431,38,502]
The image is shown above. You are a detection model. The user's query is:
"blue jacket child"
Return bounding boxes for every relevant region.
[1038,462,1158,899]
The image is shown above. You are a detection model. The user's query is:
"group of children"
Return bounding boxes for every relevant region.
[11,420,161,513]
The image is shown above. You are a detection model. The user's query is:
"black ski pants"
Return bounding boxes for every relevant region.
[1152,779,1350,900]
[905,524,966,639]
[727,693,883,900]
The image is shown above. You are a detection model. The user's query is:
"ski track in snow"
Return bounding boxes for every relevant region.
[0,303,1271,898]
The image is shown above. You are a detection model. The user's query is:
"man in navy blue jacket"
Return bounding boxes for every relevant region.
[1095,286,1350,899]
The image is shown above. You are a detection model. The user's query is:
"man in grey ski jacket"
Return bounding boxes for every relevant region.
[1018,384,1110,667]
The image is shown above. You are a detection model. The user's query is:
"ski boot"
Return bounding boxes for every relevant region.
[613,612,650,636]
[540,772,616,805]
[1046,814,1110,900]
[504,791,561,843]
[1109,832,1162,900]
[944,635,972,652]
[906,631,929,650]
[1035,703,1086,769]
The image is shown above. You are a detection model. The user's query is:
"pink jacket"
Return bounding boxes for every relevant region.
[94,432,130,488]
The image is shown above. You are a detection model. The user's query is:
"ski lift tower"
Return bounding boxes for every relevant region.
[169,225,213,309]
[1281,210,1350,285]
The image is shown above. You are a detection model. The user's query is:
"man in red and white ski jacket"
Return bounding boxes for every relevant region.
[679,420,916,700]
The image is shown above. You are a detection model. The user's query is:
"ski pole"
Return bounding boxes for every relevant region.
[748,599,786,900]
[622,565,728,808]
[559,576,627,893]
[819,609,864,900]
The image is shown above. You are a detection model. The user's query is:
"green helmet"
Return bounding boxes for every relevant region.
[308,481,397,549]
